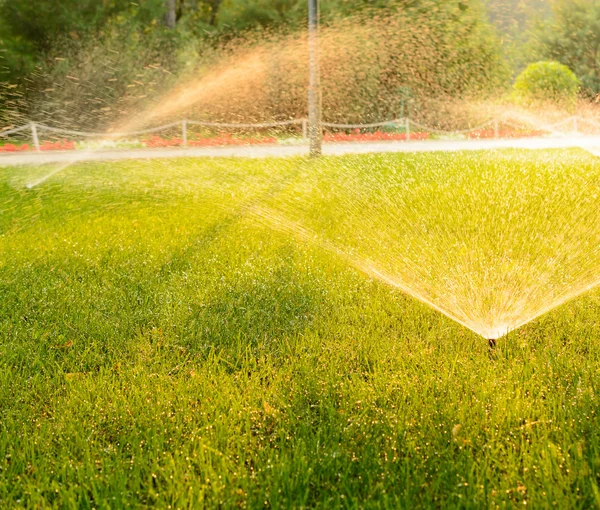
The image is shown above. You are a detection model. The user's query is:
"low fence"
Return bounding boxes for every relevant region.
[1,116,599,152]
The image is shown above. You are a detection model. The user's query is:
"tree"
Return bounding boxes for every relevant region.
[532,0,600,98]
[165,0,177,28]
[208,0,222,25]
[482,0,552,73]
[0,0,508,128]
[0,0,137,82]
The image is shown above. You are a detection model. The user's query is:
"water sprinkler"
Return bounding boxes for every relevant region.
[485,326,509,349]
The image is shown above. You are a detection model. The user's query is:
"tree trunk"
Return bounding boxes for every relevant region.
[165,0,177,28]
[209,0,222,26]
[176,0,184,22]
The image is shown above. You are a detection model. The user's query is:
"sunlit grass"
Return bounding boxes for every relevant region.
[1,151,600,508]
[260,149,600,340]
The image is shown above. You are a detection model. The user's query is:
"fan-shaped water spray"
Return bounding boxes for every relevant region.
[250,149,600,342]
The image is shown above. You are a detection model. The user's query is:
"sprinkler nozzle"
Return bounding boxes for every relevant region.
[488,338,497,349]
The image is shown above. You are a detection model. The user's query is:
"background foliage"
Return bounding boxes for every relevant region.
[530,0,600,99]
[0,0,596,129]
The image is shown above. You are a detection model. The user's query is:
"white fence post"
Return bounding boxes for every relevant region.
[30,122,40,152]
[405,117,410,141]
[302,119,308,141]
[494,119,499,139]
[182,120,188,147]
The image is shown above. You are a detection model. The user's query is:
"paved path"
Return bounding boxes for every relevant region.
[1,136,599,166]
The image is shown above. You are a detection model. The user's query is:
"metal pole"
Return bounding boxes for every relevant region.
[31,122,40,152]
[182,120,188,147]
[302,119,308,140]
[308,0,322,158]
[405,117,410,141]
[494,119,499,139]
[573,117,578,134]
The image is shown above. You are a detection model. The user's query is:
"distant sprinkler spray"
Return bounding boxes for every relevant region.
[308,0,322,158]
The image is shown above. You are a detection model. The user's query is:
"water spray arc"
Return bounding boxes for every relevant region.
[308,0,322,158]
[8,1,600,348]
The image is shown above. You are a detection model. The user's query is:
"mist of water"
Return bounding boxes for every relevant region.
[250,149,600,341]
[10,7,600,343]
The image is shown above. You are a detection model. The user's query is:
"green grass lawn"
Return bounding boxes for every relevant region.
[1,150,600,508]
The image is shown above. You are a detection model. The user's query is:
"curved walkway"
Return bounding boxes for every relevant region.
[0,135,599,166]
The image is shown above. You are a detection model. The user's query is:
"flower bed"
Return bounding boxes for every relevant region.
[466,128,547,139]
[0,143,30,152]
[39,140,77,151]
[142,134,277,148]
[324,131,430,142]
[189,135,277,147]
[0,140,77,152]
[0,127,554,154]
[76,140,144,150]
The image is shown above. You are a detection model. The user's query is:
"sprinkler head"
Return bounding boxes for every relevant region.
[488,338,497,349]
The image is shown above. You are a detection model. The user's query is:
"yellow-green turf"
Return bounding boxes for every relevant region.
[0,150,599,508]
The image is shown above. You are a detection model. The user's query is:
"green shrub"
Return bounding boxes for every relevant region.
[513,61,580,108]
